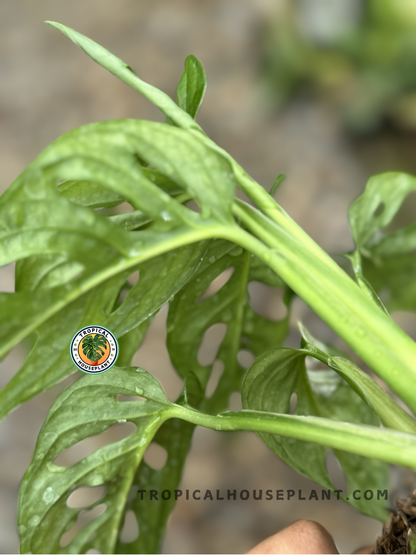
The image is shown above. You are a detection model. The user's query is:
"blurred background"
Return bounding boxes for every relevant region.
[1,0,416,553]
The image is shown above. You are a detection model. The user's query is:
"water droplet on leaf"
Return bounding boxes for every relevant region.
[230,246,243,257]
[43,487,56,504]
[28,515,40,527]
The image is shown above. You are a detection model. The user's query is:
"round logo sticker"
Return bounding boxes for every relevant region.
[70,326,118,374]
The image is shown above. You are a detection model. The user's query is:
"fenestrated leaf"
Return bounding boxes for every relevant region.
[17,367,176,554]
[242,346,390,520]
[348,172,416,312]
[58,168,185,211]
[349,172,416,250]
[176,55,207,120]
[0,118,238,365]
[116,321,152,368]
[118,374,203,554]
[0,243,208,420]
[167,239,292,414]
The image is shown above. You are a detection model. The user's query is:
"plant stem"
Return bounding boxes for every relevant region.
[222,201,416,415]
[171,404,416,470]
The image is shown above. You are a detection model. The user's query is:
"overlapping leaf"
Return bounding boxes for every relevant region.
[242,341,390,520]
[0,243,208,420]
[299,325,416,434]
[0,112,239,420]
[18,367,175,554]
[349,172,416,312]
[120,374,203,554]
[167,239,292,414]
[0,118,238,363]
[10,20,416,555]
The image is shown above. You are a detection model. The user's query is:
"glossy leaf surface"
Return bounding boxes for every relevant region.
[0,244,208,420]
[167,239,291,413]
[242,346,390,520]
[349,172,416,312]
[176,55,207,119]
[18,367,175,554]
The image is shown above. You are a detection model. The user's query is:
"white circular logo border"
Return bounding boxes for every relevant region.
[69,325,119,374]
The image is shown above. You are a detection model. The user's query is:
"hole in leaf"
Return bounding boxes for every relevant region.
[229,391,242,411]
[185,199,201,214]
[117,394,146,402]
[305,355,326,371]
[143,442,168,470]
[289,392,297,414]
[116,288,129,306]
[60,504,107,547]
[127,270,140,287]
[54,422,137,467]
[113,201,134,215]
[120,509,140,543]
[67,485,106,509]
[374,202,385,217]
[86,550,101,554]
[385,190,416,232]
[195,267,234,303]
[237,349,255,369]
[132,304,184,402]
[197,323,227,366]
[205,360,224,398]
[114,270,140,308]
[0,262,15,293]
[325,450,348,494]
[247,282,287,321]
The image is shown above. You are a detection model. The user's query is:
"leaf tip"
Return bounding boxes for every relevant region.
[44,20,59,28]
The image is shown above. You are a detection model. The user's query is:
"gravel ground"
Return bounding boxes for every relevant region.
[1,1,415,553]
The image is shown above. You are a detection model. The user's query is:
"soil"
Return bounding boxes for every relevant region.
[375,490,416,554]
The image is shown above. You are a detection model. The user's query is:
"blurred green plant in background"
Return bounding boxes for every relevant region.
[262,0,416,134]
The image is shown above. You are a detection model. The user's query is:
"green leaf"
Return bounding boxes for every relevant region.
[120,418,195,554]
[363,252,416,312]
[116,321,152,367]
[176,55,207,119]
[45,21,202,132]
[0,117,238,364]
[18,365,416,552]
[0,243,208,420]
[345,251,389,315]
[58,168,186,211]
[349,172,416,249]
[120,374,203,553]
[167,239,292,414]
[18,367,176,554]
[348,172,416,312]
[58,180,126,209]
[299,324,416,434]
[241,346,390,520]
